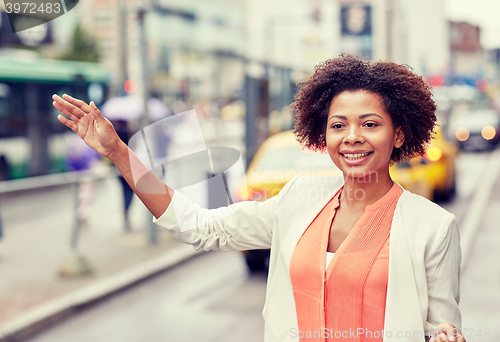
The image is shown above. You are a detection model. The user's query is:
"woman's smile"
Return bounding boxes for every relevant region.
[340,151,373,165]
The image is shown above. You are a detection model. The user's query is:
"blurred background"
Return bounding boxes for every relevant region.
[1,0,500,341]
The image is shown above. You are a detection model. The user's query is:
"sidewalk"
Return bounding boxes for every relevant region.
[0,177,201,342]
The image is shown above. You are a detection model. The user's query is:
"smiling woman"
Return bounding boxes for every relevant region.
[51,54,465,342]
[285,54,464,342]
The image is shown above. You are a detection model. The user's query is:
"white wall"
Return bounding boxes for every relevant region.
[373,0,449,75]
[243,0,340,71]
[406,0,449,75]
[244,0,449,75]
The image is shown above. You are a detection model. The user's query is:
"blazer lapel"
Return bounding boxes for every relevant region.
[384,189,425,342]
[279,177,343,274]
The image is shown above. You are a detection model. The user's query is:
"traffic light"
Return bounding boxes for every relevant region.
[430,74,444,88]
[124,79,138,94]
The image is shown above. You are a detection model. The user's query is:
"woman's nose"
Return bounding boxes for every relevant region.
[343,125,364,144]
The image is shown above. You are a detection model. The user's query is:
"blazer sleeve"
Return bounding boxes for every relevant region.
[424,212,462,332]
[153,175,301,252]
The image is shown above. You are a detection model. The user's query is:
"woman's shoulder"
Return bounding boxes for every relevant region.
[397,185,456,228]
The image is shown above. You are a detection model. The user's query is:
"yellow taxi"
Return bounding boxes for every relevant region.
[237,130,342,202]
[239,128,458,270]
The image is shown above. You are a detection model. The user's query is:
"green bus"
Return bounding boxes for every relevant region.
[0,56,110,180]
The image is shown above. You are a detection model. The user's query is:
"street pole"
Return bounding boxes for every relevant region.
[386,0,393,61]
[58,181,93,277]
[138,10,150,129]
[137,7,157,245]
[117,0,129,97]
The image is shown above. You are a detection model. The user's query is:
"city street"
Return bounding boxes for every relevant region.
[26,251,266,342]
[1,0,499,341]
[6,149,496,342]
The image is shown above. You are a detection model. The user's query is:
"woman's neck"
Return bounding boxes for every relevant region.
[339,171,394,212]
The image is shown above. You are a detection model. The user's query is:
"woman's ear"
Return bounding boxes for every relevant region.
[394,127,405,149]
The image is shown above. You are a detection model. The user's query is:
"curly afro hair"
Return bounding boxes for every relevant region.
[291,54,437,164]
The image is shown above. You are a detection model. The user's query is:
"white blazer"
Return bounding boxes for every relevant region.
[154,175,462,342]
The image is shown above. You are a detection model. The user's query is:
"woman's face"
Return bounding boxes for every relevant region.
[325,90,404,179]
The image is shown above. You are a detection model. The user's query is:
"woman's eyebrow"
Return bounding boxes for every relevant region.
[328,113,383,122]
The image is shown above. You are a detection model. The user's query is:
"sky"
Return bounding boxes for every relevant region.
[444,0,500,49]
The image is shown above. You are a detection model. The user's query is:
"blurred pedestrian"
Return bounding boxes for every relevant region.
[0,208,3,242]
[52,54,465,342]
[0,155,7,241]
[113,119,134,232]
[100,94,171,232]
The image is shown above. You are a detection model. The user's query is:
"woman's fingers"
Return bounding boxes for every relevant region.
[52,94,86,119]
[89,101,107,124]
[430,322,465,342]
[62,93,92,113]
[57,114,78,133]
[52,100,81,122]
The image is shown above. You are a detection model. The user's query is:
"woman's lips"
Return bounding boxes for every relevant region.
[340,152,373,166]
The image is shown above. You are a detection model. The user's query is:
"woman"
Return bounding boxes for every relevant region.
[52,54,465,342]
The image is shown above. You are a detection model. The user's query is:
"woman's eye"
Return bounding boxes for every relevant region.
[331,124,343,129]
[365,122,377,128]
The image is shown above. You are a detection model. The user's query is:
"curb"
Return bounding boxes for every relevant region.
[0,244,201,342]
[0,168,120,195]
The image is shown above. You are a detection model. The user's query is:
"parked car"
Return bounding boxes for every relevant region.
[238,131,342,203]
[447,109,500,151]
[240,127,458,271]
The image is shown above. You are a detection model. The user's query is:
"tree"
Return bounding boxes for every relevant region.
[59,21,100,63]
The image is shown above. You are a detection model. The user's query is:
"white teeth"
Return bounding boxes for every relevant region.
[343,152,371,160]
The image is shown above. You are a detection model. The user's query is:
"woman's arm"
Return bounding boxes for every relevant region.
[53,93,301,252]
[425,213,463,340]
[53,94,173,219]
[153,174,301,251]
[107,142,174,218]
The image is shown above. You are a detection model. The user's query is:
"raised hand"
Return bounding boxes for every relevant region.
[52,94,124,160]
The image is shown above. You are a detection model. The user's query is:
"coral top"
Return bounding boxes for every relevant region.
[289,181,403,342]
[326,238,390,341]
